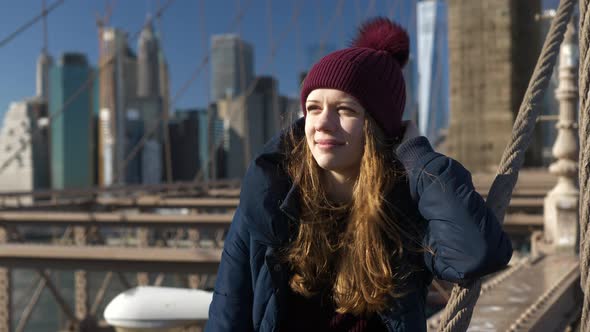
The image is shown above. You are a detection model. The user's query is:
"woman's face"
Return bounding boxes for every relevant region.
[305,89,366,179]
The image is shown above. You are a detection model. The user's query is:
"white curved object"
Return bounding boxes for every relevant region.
[104,286,213,329]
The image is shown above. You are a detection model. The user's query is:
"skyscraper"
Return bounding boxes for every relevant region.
[248,76,280,149]
[123,107,143,184]
[136,18,164,184]
[210,34,254,101]
[196,108,213,181]
[49,53,95,189]
[417,0,449,145]
[206,102,225,180]
[98,27,138,186]
[138,18,160,97]
[97,21,167,186]
[169,109,202,181]
[36,50,53,101]
[216,76,283,179]
[126,97,163,184]
[0,98,50,198]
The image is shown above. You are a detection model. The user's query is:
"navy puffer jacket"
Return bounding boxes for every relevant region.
[206,119,512,332]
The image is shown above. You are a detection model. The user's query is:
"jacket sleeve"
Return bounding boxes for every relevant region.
[396,136,513,283]
[206,205,254,332]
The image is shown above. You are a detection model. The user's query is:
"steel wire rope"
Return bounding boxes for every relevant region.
[0,0,65,49]
[434,0,576,331]
[578,0,590,329]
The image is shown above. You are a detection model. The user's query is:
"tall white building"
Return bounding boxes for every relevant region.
[417,0,449,145]
[99,20,168,186]
[0,98,50,200]
[99,27,138,186]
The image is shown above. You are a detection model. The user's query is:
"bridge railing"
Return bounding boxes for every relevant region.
[0,203,234,332]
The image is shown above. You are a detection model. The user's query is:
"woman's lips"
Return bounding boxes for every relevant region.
[315,139,345,149]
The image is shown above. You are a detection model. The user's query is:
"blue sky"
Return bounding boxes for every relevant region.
[0,0,418,118]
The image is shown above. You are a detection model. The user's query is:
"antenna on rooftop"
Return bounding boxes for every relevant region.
[42,0,48,53]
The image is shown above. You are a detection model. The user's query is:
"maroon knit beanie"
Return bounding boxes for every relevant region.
[301,17,409,139]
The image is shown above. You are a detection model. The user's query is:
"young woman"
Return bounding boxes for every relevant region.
[206,17,512,332]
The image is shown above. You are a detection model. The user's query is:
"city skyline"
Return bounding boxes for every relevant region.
[0,0,419,123]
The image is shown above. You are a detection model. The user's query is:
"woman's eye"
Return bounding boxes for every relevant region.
[306,105,321,113]
[338,107,357,115]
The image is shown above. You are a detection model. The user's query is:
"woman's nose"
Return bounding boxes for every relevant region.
[314,107,336,132]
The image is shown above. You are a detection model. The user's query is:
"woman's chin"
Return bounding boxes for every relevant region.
[315,159,356,176]
[314,159,340,172]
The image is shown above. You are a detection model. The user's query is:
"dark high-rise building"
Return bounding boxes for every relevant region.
[210,34,254,101]
[445,0,542,171]
[124,108,143,184]
[28,99,51,190]
[207,102,227,180]
[49,53,95,189]
[196,108,213,181]
[169,109,202,181]
[249,76,280,150]
[126,96,163,184]
[217,76,285,179]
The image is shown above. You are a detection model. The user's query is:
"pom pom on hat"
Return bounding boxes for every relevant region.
[351,17,410,68]
[300,17,409,138]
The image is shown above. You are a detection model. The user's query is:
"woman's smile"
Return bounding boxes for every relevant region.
[315,138,345,149]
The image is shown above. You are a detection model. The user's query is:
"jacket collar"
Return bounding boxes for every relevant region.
[277,119,305,238]
[279,181,301,224]
[250,117,304,245]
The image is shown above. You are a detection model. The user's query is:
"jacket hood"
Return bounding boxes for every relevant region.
[238,118,305,247]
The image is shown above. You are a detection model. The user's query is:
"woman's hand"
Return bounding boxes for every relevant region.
[401,120,420,143]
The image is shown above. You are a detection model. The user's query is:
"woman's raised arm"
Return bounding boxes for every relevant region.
[396,135,513,283]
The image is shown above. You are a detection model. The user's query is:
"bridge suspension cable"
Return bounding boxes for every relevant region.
[0,0,65,49]
[433,0,577,331]
[578,0,590,329]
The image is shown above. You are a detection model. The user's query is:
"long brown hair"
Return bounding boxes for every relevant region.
[284,115,423,316]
